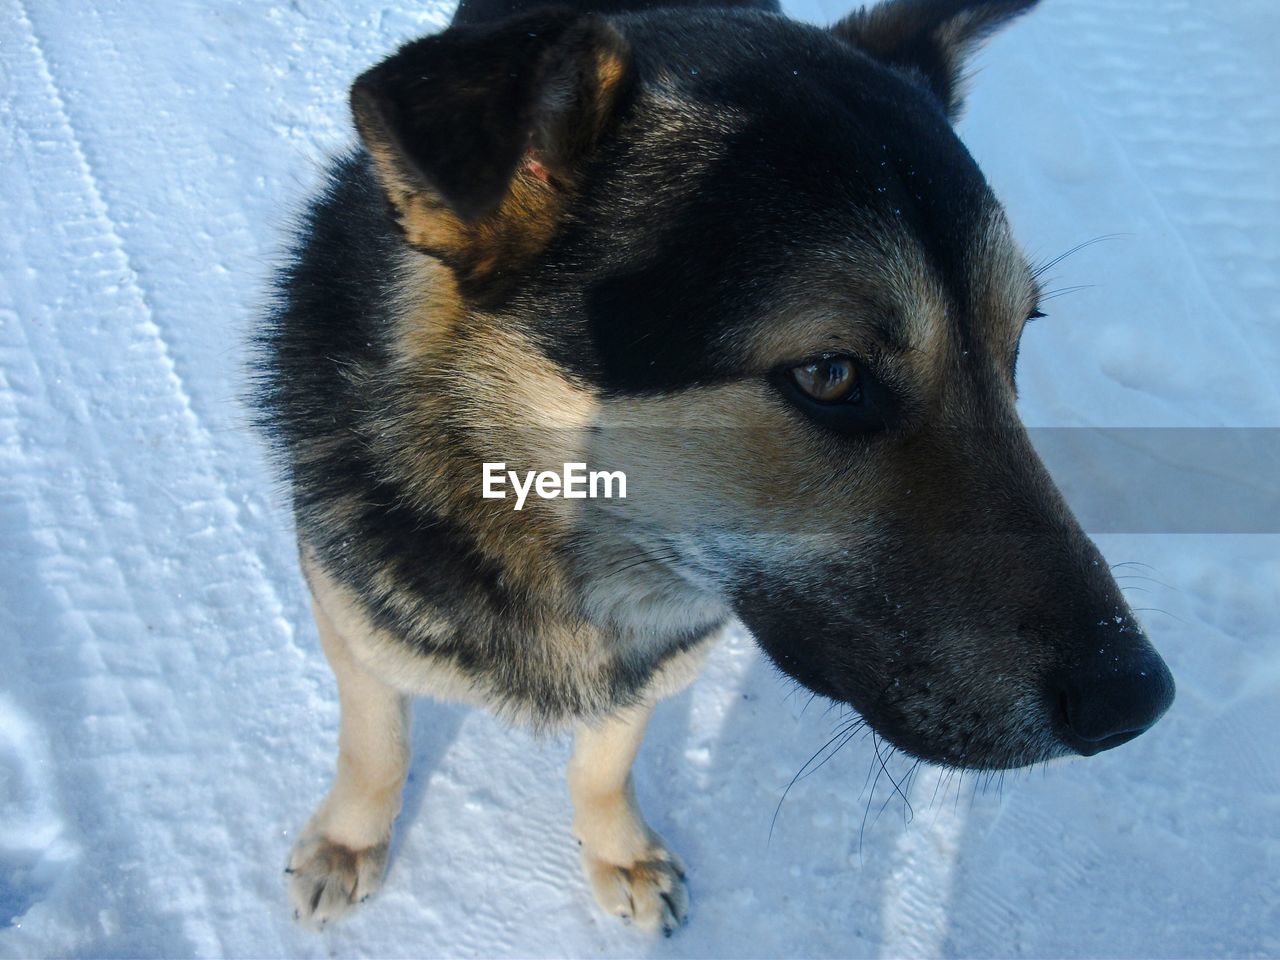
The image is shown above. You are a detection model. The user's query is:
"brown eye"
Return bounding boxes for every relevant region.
[790,355,860,403]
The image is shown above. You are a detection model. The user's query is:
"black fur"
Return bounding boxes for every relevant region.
[454,0,781,26]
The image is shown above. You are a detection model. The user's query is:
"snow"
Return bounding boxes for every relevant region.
[1,0,1277,956]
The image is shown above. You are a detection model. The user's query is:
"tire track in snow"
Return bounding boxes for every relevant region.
[877,765,967,959]
[1,1,315,953]
[16,0,298,652]
[3,2,217,951]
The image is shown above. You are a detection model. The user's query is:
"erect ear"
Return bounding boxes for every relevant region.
[831,0,1038,120]
[350,9,630,297]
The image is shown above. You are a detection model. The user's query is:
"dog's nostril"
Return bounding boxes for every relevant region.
[1051,645,1175,756]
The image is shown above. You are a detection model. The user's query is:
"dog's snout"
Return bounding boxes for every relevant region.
[1051,643,1175,756]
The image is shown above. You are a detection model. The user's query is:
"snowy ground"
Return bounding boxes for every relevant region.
[1,0,1277,956]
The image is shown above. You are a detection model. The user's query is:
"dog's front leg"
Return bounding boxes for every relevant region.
[286,596,410,927]
[567,702,688,935]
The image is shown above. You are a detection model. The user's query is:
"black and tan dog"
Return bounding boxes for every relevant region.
[256,0,1175,934]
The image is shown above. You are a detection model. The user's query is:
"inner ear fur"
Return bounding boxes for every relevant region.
[350,10,630,298]
[832,0,1039,120]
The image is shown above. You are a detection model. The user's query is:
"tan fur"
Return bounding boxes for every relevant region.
[390,248,465,354]
[567,702,689,933]
[355,100,565,281]
[398,165,565,284]
[381,314,600,594]
[287,589,411,927]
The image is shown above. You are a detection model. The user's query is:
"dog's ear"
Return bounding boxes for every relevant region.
[351,10,629,297]
[831,0,1038,120]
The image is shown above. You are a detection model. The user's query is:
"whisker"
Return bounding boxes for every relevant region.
[952,768,966,813]
[1111,560,1157,572]
[1114,572,1180,592]
[901,760,924,825]
[929,764,950,814]
[858,746,888,859]
[798,722,865,784]
[1038,283,1095,303]
[769,721,864,843]
[1130,606,1189,626]
[871,736,914,826]
[1032,234,1126,280]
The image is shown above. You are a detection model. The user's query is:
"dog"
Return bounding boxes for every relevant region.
[255,0,1176,934]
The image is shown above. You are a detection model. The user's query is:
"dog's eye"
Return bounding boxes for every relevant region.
[790,355,861,404]
[772,354,894,438]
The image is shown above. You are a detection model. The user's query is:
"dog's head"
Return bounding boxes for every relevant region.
[351,0,1174,768]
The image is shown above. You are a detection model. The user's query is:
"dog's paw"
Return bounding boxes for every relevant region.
[581,845,688,936]
[285,833,389,928]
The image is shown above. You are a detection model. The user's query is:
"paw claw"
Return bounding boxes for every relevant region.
[583,844,689,935]
[286,834,389,929]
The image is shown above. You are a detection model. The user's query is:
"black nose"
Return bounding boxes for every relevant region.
[1051,644,1175,755]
